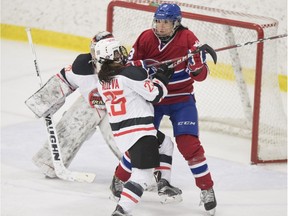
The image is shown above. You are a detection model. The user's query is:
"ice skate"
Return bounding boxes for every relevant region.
[200,188,217,216]
[111,205,131,216]
[145,170,161,192]
[109,175,124,201]
[157,178,183,204]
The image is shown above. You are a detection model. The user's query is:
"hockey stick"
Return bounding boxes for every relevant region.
[214,33,287,52]
[25,28,96,183]
[147,33,287,68]
[147,44,217,68]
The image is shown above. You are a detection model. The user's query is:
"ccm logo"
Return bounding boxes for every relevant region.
[178,121,196,126]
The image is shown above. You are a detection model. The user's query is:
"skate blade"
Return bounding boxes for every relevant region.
[145,183,158,192]
[159,194,183,204]
[207,208,216,216]
[109,193,120,202]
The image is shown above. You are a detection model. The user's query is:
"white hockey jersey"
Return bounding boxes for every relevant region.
[25,53,104,118]
[59,53,104,110]
[98,66,168,152]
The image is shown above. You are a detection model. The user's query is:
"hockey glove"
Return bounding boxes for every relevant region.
[153,64,174,86]
[126,60,148,70]
[126,60,149,73]
[187,46,206,74]
[126,60,157,76]
[25,74,74,118]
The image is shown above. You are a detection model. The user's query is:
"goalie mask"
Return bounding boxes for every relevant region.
[94,38,128,66]
[90,31,114,66]
[152,3,182,42]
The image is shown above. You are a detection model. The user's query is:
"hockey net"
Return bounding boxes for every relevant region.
[106,0,287,164]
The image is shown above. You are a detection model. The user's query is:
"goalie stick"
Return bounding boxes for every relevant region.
[25,28,96,183]
[147,33,287,68]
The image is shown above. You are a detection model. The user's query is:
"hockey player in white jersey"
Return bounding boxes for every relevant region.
[95,37,180,216]
[25,31,122,178]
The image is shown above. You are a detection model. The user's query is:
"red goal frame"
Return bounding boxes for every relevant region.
[106,0,287,164]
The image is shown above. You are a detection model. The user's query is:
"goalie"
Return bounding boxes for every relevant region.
[25,31,122,178]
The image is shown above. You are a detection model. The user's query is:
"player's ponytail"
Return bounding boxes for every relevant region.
[98,61,124,84]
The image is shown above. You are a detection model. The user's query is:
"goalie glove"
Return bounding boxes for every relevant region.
[186,45,206,75]
[25,74,74,118]
[153,64,174,86]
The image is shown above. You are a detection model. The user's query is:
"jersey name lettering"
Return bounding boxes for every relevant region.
[102,79,120,90]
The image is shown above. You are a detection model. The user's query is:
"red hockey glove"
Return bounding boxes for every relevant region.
[126,60,147,69]
[187,46,206,73]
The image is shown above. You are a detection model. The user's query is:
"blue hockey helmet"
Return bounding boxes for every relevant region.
[154,3,182,22]
[153,3,182,42]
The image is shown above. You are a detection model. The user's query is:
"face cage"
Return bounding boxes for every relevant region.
[111,46,128,65]
[152,19,180,42]
[97,45,128,65]
[119,46,128,64]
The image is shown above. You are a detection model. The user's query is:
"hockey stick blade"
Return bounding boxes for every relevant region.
[200,44,217,64]
[54,166,96,183]
[187,44,217,65]
[72,172,96,183]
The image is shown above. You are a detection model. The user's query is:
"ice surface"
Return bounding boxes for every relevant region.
[1,40,287,216]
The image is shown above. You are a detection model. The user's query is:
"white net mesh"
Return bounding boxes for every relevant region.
[108,0,287,162]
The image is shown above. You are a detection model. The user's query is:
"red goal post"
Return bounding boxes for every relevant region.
[106,0,287,164]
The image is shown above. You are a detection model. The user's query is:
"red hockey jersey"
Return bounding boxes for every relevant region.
[128,28,208,104]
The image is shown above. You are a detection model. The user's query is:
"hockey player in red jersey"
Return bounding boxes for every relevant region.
[95,37,178,216]
[110,3,217,215]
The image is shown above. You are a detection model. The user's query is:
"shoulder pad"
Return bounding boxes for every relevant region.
[72,53,95,75]
[119,66,148,81]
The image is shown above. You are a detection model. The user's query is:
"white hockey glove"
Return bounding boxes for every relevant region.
[25,75,74,118]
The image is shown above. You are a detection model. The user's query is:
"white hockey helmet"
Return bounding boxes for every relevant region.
[94,38,128,65]
[90,31,114,64]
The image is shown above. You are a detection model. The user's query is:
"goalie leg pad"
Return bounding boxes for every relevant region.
[32,96,102,177]
[32,146,57,178]
[25,75,74,118]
